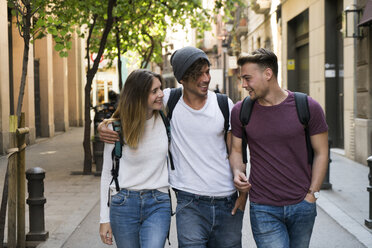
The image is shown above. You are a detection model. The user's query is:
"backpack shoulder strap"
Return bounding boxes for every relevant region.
[159,110,171,143]
[216,93,229,132]
[166,87,182,121]
[239,96,255,164]
[216,93,230,154]
[159,110,175,170]
[110,120,122,192]
[294,92,313,165]
[112,120,122,158]
[294,92,310,125]
[239,96,255,126]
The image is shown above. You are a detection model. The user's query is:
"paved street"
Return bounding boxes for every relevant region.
[0,127,371,247]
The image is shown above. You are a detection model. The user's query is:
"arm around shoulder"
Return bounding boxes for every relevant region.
[98,120,120,144]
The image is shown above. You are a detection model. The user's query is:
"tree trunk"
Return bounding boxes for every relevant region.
[140,32,154,69]
[115,27,123,92]
[82,0,117,173]
[15,10,31,128]
[82,72,94,174]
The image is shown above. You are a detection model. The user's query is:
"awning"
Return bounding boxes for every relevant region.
[358,0,372,26]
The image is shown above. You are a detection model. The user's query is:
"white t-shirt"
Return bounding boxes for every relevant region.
[163,88,235,197]
[100,115,169,223]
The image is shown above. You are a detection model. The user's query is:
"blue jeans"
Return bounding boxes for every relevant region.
[110,189,171,248]
[175,189,244,248]
[250,200,317,248]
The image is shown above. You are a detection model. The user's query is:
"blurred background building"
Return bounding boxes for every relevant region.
[240,0,372,165]
[0,0,371,166]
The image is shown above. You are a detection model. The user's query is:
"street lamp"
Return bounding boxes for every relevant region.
[344,5,363,38]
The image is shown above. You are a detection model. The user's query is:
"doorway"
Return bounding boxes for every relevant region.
[287,10,309,94]
[325,0,344,148]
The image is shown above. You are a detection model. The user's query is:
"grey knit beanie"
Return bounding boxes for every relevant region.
[170,46,210,82]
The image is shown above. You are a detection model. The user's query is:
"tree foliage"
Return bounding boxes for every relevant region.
[50,0,244,173]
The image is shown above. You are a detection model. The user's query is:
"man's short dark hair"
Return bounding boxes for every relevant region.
[182,58,209,82]
[237,48,278,78]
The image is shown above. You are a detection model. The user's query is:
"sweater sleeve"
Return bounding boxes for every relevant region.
[100,125,115,223]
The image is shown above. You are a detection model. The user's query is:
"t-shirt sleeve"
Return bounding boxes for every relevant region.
[231,100,243,138]
[163,88,171,106]
[307,96,328,136]
[228,97,234,131]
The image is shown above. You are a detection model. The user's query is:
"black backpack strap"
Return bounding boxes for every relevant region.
[159,110,175,170]
[216,93,230,154]
[294,92,313,165]
[166,87,182,121]
[110,120,122,193]
[239,96,255,164]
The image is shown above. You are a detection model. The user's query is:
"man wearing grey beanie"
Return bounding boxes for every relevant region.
[98,46,246,247]
[164,46,246,248]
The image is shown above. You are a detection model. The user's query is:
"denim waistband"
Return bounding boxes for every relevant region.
[174,189,237,202]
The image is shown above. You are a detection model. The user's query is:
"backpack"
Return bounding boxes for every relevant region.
[109,111,173,195]
[166,87,230,153]
[239,92,313,165]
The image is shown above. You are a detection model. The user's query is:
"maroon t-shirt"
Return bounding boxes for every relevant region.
[231,91,328,206]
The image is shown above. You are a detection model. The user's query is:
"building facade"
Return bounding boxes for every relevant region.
[0,2,86,155]
[235,0,372,165]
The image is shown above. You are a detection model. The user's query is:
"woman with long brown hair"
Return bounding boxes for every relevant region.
[99,69,170,248]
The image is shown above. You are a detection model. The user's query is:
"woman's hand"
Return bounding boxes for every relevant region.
[100,222,113,245]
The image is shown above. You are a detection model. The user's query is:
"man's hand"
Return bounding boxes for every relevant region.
[304,193,317,203]
[232,192,248,215]
[99,223,113,245]
[98,121,119,143]
[233,171,251,192]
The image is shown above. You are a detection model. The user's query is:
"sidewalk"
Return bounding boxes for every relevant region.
[0,127,101,247]
[0,127,371,247]
[317,149,372,247]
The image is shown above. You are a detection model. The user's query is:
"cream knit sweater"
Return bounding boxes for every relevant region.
[100,115,169,223]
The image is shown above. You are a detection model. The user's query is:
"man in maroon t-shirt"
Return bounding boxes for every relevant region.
[229,48,328,248]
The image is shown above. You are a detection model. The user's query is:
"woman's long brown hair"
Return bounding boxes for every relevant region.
[111,69,164,148]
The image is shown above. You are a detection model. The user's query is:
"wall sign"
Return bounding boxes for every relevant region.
[287,59,295,70]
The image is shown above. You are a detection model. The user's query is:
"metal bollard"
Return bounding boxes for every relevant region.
[365,156,372,229]
[25,167,49,241]
[321,139,333,190]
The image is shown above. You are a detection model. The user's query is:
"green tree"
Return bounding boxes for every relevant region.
[52,0,244,174]
[7,0,74,124]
